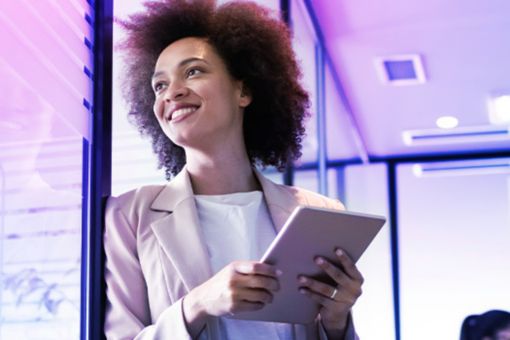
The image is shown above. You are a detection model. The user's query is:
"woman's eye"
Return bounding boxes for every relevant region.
[153,82,165,92]
[186,68,202,77]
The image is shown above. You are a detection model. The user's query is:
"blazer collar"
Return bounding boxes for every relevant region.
[150,166,304,220]
[149,167,212,291]
[148,166,305,292]
[254,169,305,232]
[150,167,193,212]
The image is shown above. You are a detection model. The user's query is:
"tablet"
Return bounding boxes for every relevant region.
[230,205,386,324]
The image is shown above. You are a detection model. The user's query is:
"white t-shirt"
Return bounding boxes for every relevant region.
[194,191,294,340]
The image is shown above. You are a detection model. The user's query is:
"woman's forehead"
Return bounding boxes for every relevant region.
[155,37,216,70]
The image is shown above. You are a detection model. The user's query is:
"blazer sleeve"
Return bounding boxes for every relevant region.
[104,196,194,340]
[317,315,359,340]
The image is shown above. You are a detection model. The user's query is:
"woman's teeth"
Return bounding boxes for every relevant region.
[172,107,197,120]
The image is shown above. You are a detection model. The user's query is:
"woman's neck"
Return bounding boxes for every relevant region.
[185,148,261,195]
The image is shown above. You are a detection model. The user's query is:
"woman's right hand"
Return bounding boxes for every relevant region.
[182,261,281,336]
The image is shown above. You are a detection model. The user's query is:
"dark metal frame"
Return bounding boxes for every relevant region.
[82,0,113,339]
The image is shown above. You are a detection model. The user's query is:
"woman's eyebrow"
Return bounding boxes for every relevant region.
[152,57,209,80]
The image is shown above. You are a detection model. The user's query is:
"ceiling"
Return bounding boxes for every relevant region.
[311,0,510,160]
[2,0,509,162]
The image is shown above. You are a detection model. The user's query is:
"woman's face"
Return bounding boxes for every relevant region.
[152,37,251,150]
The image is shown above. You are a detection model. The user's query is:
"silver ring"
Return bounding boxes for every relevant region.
[329,288,338,300]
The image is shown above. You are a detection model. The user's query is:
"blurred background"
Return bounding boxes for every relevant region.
[1,0,509,339]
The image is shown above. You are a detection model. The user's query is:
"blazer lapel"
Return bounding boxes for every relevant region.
[150,168,213,292]
[254,170,306,233]
[149,168,305,292]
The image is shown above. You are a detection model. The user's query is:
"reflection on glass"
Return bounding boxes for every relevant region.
[0,64,82,340]
[0,0,89,336]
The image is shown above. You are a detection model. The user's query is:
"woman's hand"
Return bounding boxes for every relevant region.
[183,261,281,337]
[298,248,363,339]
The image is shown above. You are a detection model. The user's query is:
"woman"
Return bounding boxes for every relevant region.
[105,1,363,339]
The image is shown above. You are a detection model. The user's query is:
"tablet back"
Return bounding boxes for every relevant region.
[230,206,386,324]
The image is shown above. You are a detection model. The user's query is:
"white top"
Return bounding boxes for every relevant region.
[194,191,294,340]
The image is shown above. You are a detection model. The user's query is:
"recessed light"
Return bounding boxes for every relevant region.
[488,94,510,124]
[436,116,458,129]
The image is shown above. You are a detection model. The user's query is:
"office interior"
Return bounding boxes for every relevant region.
[1,0,509,339]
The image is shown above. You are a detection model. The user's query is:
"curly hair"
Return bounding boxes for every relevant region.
[118,0,309,179]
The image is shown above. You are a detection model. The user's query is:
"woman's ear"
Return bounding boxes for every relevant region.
[239,83,252,108]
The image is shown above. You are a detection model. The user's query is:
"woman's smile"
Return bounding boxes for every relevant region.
[168,105,200,123]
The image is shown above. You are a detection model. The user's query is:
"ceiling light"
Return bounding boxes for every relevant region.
[374,54,426,86]
[488,94,510,124]
[436,116,458,129]
[402,124,510,146]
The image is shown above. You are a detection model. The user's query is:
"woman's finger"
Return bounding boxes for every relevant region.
[334,248,364,283]
[234,261,282,278]
[233,287,273,304]
[314,256,350,286]
[298,275,337,300]
[298,287,337,308]
[236,273,280,292]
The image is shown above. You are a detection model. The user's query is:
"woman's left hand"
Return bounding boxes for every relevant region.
[298,248,364,339]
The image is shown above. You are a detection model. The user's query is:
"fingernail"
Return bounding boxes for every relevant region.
[276,269,283,276]
[299,276,308,283]
[336,249,344,256]
[315,257,325,265]
[299,288,307,294]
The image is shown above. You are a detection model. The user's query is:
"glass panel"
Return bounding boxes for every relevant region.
[293,168,341,198]
[344,163,395,339]
[293,170,319,192]
[398,158,510,340]
[325,62,362,161]
[111,0,166,195]
[0,1,92,338]
[290,0,318,164]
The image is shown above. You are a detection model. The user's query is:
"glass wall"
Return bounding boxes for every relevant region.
[344,164,395,340]
[0,1,93,339]
[398,158,510,340]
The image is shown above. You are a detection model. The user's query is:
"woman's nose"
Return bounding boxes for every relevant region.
[164,82,189,101]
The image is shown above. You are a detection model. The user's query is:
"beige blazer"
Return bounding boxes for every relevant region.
[104,168,358,340]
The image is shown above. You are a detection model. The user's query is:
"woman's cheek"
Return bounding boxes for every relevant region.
[153,98,164,120]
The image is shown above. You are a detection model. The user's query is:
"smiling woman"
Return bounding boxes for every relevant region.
[151,37,251,151]
[106,1,362,339]
[117,0,308,179]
